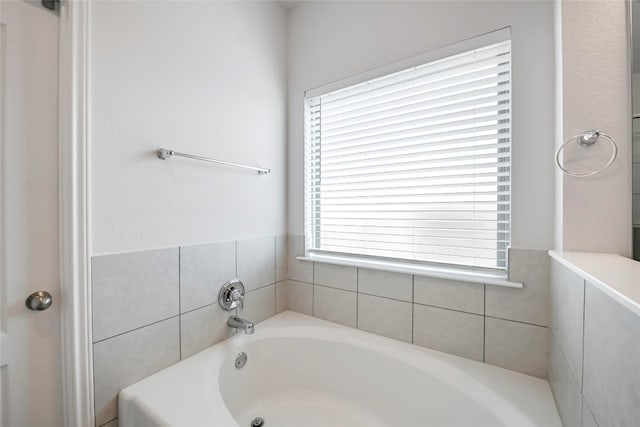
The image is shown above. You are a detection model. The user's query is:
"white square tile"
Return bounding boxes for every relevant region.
[313,285,357,328]
[550,259,584,386]
[287,235,313,283]
[413,304,484,361]
[92,248,179,342]
[240,284,276,325]
[358,268,412,302]
[276,280,313,315]
[314,263,357,291]
[237,236,276,292]
[180,241,236,313]
[486,248,550,326]
[358,294,412,342]
[549,334,582,427]
[276,235,287,282]
[93,317,179,426]
[414,276,483,315]
[583,282,640,426]
[485,317,548,378]
[180,303,235,359]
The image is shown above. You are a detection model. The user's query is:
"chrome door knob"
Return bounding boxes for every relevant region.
[25,291,53,311]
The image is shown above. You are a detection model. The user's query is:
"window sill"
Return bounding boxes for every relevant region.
[296,254,522,289]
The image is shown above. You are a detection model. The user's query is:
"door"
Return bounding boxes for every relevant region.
[0,1,63,426]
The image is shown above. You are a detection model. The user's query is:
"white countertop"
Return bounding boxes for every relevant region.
[549,251,640,317]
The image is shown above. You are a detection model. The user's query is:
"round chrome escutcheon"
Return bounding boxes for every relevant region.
[235,352,247,369]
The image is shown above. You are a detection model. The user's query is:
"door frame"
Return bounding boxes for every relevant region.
[58,1,94,426]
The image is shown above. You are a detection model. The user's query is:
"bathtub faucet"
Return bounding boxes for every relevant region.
[228,316,254,335]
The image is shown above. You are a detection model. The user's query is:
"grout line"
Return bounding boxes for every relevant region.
[275,275,279,313]
[358,290,412,304]
[484,314,548,329]
[247,282,276,293]
[92,333,97,426]
[581,279,586,392]
[582,399,598,427]
[90,273,97,425]
[99,416,118,427]
[413,301,484,317]
[180,301,218,316]
[551,332,582,393]
[288,279,313,285]
[356,268,359,329]
[411,274,415,344]
[312,262,316,316]
[273,279,277,316]
[178,247,182,360]
[92,314,180,345]
[483,284,486,362]
[312,282,358,294]
[234,240,238,277]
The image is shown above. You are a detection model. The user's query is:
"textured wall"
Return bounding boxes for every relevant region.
[559,1,632,256]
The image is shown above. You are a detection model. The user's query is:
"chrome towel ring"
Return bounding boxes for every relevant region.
[555,130,617,177]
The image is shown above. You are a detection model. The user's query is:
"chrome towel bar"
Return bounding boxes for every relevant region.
[156,148,271,175]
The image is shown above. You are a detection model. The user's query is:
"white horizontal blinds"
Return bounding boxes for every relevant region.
[305,38,511,270]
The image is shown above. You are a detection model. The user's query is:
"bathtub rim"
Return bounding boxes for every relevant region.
[119,311,561,427]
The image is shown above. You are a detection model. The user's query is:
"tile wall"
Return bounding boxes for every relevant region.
[283,235,550,377]
[92,234,553,427]
[91,236,287,427]
[549,259,640,427]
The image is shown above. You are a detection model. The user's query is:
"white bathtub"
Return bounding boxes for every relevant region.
[119,311,561,427]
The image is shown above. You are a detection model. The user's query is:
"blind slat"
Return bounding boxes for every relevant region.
[323,42,510,100]
[321,89,510,133]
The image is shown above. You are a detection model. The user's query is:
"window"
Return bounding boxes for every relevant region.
[304,30,511,271]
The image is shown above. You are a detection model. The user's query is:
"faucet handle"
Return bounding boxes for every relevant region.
[231,288,244,311]
[218,279,246,311]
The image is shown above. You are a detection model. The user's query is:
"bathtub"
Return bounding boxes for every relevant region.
[119,311,561,427]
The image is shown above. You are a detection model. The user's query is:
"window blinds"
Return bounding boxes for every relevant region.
[304,37,511,270]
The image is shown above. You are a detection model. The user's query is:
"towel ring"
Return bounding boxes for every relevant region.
[555,130,617,177]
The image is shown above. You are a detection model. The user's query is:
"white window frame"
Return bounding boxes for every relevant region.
[303,27,512,276]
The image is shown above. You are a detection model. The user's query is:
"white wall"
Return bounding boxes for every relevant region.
[558,1,632,256]
[287,0,556,251]
[89,1,287,256]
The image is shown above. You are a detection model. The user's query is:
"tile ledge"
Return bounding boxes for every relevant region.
[548,250,640,317]
[297,255,522,289]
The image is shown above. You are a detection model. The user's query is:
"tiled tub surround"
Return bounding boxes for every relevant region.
[549,252,640,427]
[92,234,553,427]
[91,235,287,427]
[284,235,550,378]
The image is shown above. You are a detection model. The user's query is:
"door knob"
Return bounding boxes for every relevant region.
[25,291,53,311]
